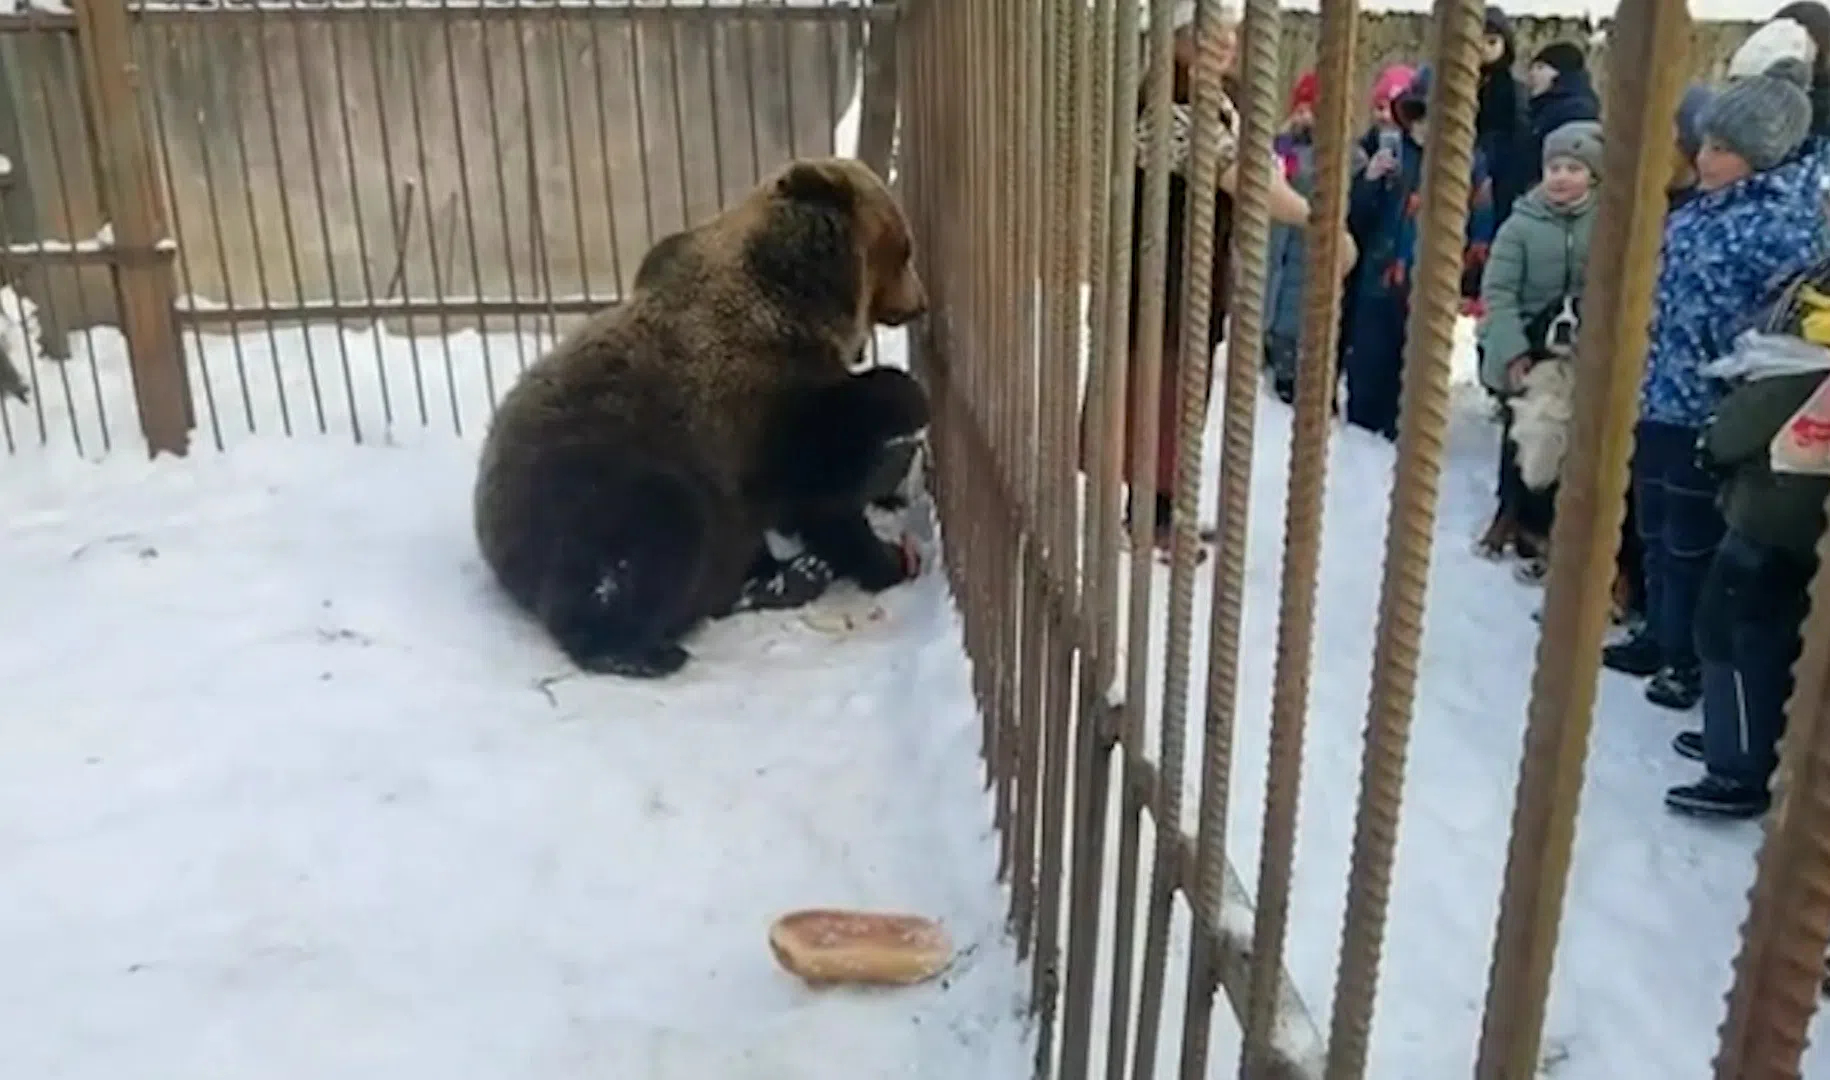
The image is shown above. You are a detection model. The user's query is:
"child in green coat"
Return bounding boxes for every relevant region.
[1474,120,1602,572]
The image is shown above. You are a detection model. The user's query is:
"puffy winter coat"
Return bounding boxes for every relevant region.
[1705,368,1830,560]
[1476,185,1596,392]
[1641,141,1830,429]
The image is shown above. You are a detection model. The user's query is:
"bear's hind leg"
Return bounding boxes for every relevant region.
[532,473,708,678]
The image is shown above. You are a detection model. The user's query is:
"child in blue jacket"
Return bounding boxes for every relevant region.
[1602,58,1830,711]
[1340,67,1430,440]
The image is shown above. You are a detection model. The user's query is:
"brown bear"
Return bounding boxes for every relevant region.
[473,156,929,678]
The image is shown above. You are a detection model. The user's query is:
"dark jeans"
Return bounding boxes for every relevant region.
[1496,399,1557,539]
[1342,299,1404,440]
[1633,420,1726,671]
[1618,490,1646,618]
[1698,531,1815,789]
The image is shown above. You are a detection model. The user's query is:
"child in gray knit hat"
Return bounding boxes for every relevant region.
[1697,56,1815,188]
[1473,118,1603,568]
[1540,119,1603,182]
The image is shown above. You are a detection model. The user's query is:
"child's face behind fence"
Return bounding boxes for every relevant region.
[1695,138,1752,192]
[1542,158,1593,205]
[1527,61,1558,97]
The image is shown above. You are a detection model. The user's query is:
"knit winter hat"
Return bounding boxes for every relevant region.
[1532,41,1587,75]
[1370,64,1418,112]
[1700,56,1814,171]
[1728,17,1817,80]
[1675,83,1716,162]
[1543,120,1604,178]
[1483,4,1511,38]
[1290,71,1319,111]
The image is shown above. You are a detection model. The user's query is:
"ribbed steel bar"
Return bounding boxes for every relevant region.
[1321,1,1482,1076]
[1473,0,1690,1075]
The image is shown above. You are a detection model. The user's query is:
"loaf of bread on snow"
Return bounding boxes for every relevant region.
[768,909,953,986]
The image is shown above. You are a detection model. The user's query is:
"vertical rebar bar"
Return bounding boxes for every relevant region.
[1109,0,1175,1072]
[1473,0,1690,1075]
[1058,0,1127,1072]
[1133,2,1236,1075]
[1321,2,1481,1076]
[1180,0,1279,1068]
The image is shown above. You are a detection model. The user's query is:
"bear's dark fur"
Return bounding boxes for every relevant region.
[473,157,928,678]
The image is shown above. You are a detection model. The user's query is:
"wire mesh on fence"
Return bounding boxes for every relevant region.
[0,0,878,457]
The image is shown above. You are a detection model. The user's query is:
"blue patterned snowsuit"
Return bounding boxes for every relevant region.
[1634,140,1830,675]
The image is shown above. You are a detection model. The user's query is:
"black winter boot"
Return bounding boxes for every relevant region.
[1646,664,1703,711]
[1665,774,1771,820]
[1601,627,1662,677]
[1672,729,1704,763]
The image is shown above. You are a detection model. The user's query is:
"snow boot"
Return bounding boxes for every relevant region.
[1602,628,1661,677]
[1665,774,1771,820]
[1673,729,1704,763]
[1646,664,1703,711]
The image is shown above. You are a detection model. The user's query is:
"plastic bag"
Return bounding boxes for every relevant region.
[1770,374,1830,476]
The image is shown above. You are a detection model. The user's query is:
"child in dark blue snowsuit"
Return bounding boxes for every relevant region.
[1340,68,1428,440]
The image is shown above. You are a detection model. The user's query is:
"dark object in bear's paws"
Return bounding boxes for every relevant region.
[764,367,930,507]
[737,551,836,612]
[851,538,914,593]
[787,511,912,593]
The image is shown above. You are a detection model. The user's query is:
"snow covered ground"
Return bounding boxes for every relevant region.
[3,303,1824,1077]
[0,318,1034,1080]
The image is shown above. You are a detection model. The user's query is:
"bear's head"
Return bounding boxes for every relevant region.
[743,157,928,351]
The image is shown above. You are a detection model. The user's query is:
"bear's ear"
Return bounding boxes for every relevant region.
[776,160,859,215]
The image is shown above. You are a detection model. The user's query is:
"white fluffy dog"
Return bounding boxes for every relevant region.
[1508,358,1575,492]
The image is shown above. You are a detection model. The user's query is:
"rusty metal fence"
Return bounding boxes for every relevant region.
[4,0,1830,1076]
[902,0,1830,1078]
[0,0,886,458]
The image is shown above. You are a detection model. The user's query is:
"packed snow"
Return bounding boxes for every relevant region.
[2,292,1823,1077]
[0,318,1038,1080]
